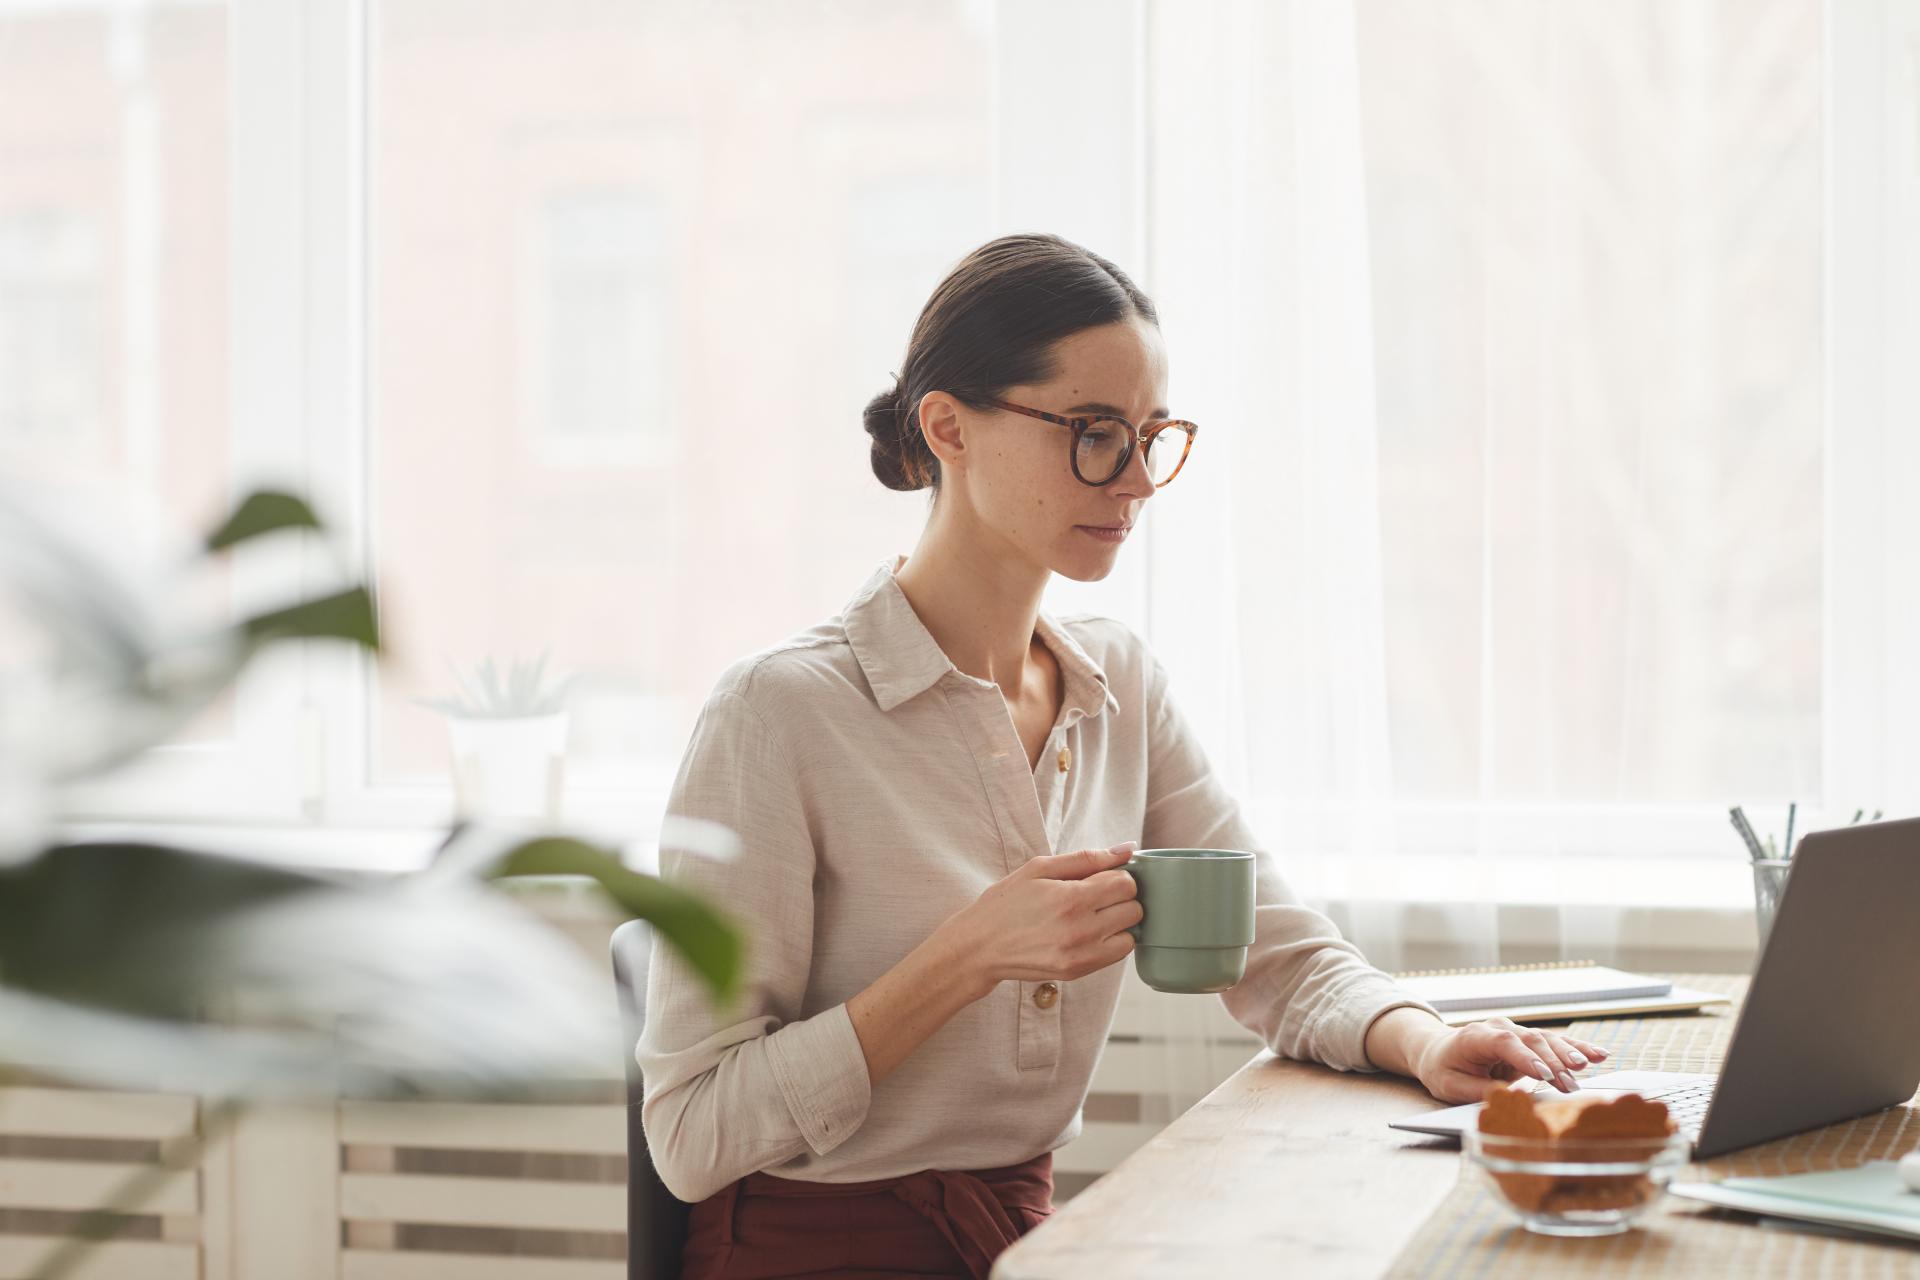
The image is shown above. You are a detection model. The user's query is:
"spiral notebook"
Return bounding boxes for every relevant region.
[1392,960,1732,1026]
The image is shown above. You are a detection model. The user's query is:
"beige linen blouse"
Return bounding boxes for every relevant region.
[637,555,1439,1204]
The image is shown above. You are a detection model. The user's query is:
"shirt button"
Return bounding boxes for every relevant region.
[1033,982,1059,1009]
[1057,745,1071,773]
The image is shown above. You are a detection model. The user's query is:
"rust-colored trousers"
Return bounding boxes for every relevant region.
[679,1151,1055,1279]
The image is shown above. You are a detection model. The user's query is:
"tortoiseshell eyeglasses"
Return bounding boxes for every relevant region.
[985,398,1198,488]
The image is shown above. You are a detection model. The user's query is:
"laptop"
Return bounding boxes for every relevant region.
[1388,816,1920,1159]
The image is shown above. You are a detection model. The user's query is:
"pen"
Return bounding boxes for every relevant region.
[1729,812,1757,859]
[1729,807,1766,862]
[1783,803,1796,860]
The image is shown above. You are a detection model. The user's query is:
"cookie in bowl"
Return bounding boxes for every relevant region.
[1464,1082,1691,1236]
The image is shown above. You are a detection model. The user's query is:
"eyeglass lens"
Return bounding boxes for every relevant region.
[1074,420,1192,485]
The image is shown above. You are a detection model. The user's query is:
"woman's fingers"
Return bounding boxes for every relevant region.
[1532,1029,1609,1069]
[1485,1027,1559,1087]
[1417,1021,1617,1101]
[1523,1030,1581,1083]
[1091,896,1144,935]
[1570,1037,1611,1062]
[1542,1033,1613,1073]
[1517,1029,1586,1091]
[1081,866,1141,909]
[1426,1023,1617,1105]
[1506,1023,1618,1086]
[1478,1022,1573,1091]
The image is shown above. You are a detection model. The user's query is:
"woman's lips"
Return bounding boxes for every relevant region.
[1076,524,1131,543]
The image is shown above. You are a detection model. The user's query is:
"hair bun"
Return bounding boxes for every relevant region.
[857,233,1157,497]
[863,380,934,492]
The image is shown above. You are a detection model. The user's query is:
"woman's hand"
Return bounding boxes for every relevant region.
[1412,1016,1612,1105]
[941,841,1143,1000]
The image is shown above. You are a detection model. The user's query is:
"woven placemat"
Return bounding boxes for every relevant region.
[1385,975,1920,1276]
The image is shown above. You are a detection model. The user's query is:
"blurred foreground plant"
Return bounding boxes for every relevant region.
[0,484,742,1277]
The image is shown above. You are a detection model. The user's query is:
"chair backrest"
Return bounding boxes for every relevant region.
[609,918,693,1280]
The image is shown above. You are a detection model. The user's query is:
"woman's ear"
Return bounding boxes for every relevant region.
[915,391,967,472]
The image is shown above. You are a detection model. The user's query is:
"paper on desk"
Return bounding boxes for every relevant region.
[1671,1165,1920,1244]
[1426,985,1731,1027]
[1397,965,1671,1012]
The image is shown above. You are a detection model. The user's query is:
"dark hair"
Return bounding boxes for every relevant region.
[862,232,1159,493]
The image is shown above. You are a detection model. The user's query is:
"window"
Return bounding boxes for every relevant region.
[346,0,994,821]
[1354,0,1826,804]
[0,211,104,453]
[525,186,675,468]
[0,1,280,816]
[27,0,1918,885]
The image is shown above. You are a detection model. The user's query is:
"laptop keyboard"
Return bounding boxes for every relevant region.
[1649,1079,1715,1137]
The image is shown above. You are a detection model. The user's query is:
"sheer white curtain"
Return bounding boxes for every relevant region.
[1137,0,1825,989]
[1142,0,1470,980]
[1108,0,1431,1124]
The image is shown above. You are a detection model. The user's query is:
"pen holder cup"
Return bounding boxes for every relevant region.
[1750,858,1791,953]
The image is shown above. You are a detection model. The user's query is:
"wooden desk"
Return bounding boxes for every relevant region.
[995,974,1920,1279]
[992,1022,1460,1279]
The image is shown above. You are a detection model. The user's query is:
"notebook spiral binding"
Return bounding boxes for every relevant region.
[1392,958,1601,979]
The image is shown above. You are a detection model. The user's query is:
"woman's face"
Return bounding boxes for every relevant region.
[923,316,1170,583]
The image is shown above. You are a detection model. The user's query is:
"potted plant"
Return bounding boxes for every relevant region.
[0,484,743,1278]
[416,652,577,824]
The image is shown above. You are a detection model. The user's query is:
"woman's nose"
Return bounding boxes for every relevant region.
[1113,434,1157,496]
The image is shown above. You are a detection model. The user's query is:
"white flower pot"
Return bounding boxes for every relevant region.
[446,712,568,824]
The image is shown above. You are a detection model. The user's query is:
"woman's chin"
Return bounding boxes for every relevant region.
[1052,544,1122,583]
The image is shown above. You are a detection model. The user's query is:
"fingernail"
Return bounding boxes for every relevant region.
[1568,1052,1587,1067]
[1593,1047,1610,1058]
[1532,1061,1554,1081]
[1558,1072,1578,1092]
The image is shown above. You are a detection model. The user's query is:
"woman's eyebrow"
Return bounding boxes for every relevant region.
[1066,400,1172,419]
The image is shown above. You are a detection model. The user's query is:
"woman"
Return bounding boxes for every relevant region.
[637,233,1609,1279]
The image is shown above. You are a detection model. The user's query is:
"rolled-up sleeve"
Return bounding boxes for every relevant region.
[1138,652,1439,1073]
[636,687,873,1203]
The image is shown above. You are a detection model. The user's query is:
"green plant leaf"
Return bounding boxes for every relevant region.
[204,491,325,552]
[0,841,641,1100]
[488,837,744,1004]
[240,587,380,651]
[0,843,328,1017]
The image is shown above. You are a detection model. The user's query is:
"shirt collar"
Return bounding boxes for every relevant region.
[843,555,1120,723]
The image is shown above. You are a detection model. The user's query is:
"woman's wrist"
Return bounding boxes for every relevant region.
[847,920,997,1086]
[1363,1005,1450,1079]
[928,910,999,1004]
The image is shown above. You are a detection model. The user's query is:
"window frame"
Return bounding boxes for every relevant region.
[60,0,1920,877]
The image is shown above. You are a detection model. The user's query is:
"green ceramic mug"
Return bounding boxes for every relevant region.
[1123,848,1257,993]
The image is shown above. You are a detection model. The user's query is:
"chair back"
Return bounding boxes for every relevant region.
[610,918,693,1280]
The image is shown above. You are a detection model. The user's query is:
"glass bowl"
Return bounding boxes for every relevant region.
[1463,1128,1692,1237]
